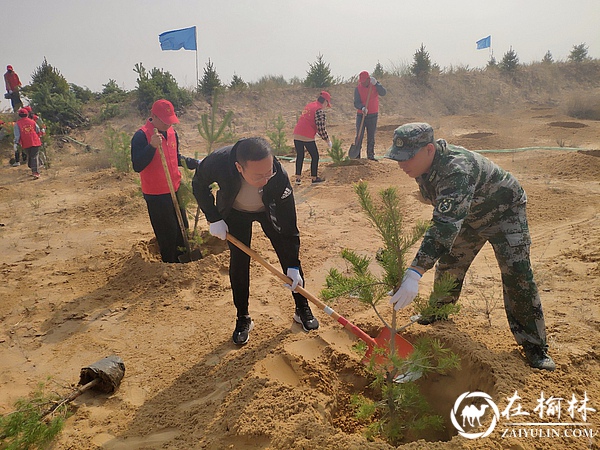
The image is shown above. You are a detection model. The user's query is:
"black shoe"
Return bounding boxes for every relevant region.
[522,343,556,371]
[312,177,325,184]
[367,156,377,161]
[293,305,319,331]
[232,316,254,345]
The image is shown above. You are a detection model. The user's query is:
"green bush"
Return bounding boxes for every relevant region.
[134,63,192,114]
[104,126,132,173]
[22,58,87,134]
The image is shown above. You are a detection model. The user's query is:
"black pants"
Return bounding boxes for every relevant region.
[9,91,23,112]
[226,208,309,317]
[355,113,379,158]
[143,191,188,263]
[294,140,319,177]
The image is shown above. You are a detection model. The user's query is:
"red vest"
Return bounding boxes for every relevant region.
[293,101,322,139]
[356,84,379,114]
[139,120,181,195]
[4,72,21,91]
[15,117,42,148]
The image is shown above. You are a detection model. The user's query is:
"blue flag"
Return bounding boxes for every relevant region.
[476,35,491,50]
[159,26,197,51]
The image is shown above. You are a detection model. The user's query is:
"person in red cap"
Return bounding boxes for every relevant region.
[130,99,200,263]
[353,71,386,160]
[292,91,332,184]
[4,65,23,112]
[13,108,42,177]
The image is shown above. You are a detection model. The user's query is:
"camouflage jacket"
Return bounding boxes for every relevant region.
[412,139,526,271]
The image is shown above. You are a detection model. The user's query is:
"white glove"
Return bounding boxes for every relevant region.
[361,106,368,115]
[370,76,377,85]
[209,220,228,240]
[284,267,303,292]
[8,90,12,94]
[13,143,18,152]
[389,269,422,311]
[327,139,332,149]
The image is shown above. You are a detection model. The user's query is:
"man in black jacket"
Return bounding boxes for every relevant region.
[193,137,319,345]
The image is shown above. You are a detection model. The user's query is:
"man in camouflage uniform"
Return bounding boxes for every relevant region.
[385,122,555,371]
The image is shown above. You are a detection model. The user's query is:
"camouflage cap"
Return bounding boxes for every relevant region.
[384,123,434,162]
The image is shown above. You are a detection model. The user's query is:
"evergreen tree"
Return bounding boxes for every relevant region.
[372,61,385,79]
[199,58,222,101]
[23,58,86,133]
[568,43,589,63]
[410,44,432,84]
[133,63,192,114]
[304,54,334,88]
[500,47,519,73]
[542,50,554,64]
[229,73,247,90]
[486,55,497,69]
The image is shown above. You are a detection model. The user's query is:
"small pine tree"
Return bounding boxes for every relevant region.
[486,55,497,69]
[197,92,235,155]
[304,54,334,88]
[265,114,291,156]
[229,73,247,90]
[321,181,460,445]
[542,50,554,64]
[500,47,519,73]
[372,61,385,79]
[199,58,222,101]
[410,44,432,85]
[568,43,589,63]
[327,136,349,165]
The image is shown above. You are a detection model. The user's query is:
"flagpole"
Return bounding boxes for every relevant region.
[194,26,199,91]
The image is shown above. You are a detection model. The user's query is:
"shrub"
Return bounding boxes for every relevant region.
[23,58,87,134]
[568,43,590,63]
[327,136,349,165]
[500,47,520,73]
[134,62,192,114]
[104,126,131,173]
[229,74,247,90]
[197,92,235,156]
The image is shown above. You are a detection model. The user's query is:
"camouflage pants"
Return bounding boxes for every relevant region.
[434,203,547,348]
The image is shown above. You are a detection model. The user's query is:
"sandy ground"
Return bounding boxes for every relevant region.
[1,102,599,450]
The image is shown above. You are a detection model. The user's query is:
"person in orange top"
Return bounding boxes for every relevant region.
[13,108,42,178]
[292,91,332,185]
[353,70,386,160]
[4,65,23,112]
[130,99,200,263]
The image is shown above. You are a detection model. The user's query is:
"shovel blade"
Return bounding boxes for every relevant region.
[362,326,414,366]
[348,144,361,159]
[178,248,203,263]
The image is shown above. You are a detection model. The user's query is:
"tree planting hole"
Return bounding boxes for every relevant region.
[459,132,495,139]
[333,338,497,444]
[548,121,587,128]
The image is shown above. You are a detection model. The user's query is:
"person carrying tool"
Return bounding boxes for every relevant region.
[353,70,386,160]
[131,99,200,263]
[192,137,319,345]
[13,108,42,177]
[292,90,332,185]
[4,65,23,113]
[385,122,555,371]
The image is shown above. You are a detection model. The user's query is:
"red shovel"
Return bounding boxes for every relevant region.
[225,234,414,366]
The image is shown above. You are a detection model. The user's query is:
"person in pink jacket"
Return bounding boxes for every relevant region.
[292,91,332,185]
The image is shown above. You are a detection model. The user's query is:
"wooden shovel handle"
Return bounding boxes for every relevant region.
[354,84,373,146]
[225,233,378,347]
[154,130,192,252]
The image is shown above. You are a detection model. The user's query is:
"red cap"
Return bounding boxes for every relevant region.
[6,65,13,71]
[24,106,32,113]
[17,108,28,117]
[151,99,179,125]
[359,71,370,83]
[319,90,332,106]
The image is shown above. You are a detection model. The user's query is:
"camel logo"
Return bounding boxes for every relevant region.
[451,391,500,439]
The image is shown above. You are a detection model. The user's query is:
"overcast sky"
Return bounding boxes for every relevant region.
[3,0,599,95]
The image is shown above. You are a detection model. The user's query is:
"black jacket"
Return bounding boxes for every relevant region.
[192,143,301,267]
